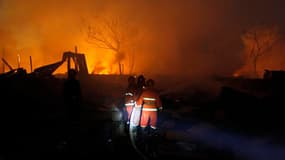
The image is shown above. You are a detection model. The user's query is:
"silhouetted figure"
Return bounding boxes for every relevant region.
[137,79,162,131]
[63,69,82,155]
[64,69,81,125]
[136,74,146,99]
[124,76,137,123]
[136,79,162,158]
[263,69,271,79]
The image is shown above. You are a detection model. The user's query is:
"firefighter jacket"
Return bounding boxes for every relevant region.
[124,86,137,107]
[136,88,162,128]
[124,86,137,120]
[136,88,162,111]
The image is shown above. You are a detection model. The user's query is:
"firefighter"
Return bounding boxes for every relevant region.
[137,75,146,88]
[136,79,162,132]
[135,79,162,157]
[124,75,137,124]
[135,74,146,99]
[129,74,145,126]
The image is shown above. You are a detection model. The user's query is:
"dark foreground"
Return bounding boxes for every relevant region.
[0,74,285,160]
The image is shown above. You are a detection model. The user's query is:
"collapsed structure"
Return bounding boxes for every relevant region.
[32,51,88,77]
[0,51,88,79]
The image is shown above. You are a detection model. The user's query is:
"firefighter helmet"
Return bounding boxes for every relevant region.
[128,76,136,84]
[146,79,155,87]
[137,75,146,87]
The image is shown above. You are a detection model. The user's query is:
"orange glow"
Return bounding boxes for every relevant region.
[92,60,114,75]
[232,25,280,78]
[52,46,126,75]
[232,73,240,78]
[0,3,134,75]
[233,40,285,79]
[2,0,250,78]
[2,38,131,75]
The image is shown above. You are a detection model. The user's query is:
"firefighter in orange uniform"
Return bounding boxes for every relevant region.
[136,79,162,131]
[124,76,137,124]
[135,75,146,99]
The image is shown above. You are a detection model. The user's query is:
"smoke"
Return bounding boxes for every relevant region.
[187,124,285,160]
[0,0,285,79]
[0,0,108,71]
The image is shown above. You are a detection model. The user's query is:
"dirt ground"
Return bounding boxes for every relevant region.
[0,74,284,160]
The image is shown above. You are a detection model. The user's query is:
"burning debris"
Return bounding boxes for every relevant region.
[1,1,285,159]
[0,50,89,79]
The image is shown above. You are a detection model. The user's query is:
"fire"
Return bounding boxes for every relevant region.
[0,4,132,75]
[232,73,240,78]
[92,60,114,75]
[85,48,124,75]
[1,44,126,75]
[232,65,259,78]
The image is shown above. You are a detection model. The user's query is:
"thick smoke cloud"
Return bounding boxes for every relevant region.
[0,0,285,79]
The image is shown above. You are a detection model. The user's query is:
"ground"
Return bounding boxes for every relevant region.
[0,74,284,160]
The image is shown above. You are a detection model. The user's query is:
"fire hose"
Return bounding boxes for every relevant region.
[129,106,149,160]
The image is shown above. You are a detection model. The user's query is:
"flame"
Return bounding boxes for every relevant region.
[2,45,133,75]
[232,65,261,78]
[1,38,130,75]
[232,73,240,78]
[0,4,133,75]
[233,43,285,79]
[92,60,114,75]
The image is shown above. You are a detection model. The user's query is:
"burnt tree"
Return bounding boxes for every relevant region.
[241,25,278,77]
[86,16,139,75]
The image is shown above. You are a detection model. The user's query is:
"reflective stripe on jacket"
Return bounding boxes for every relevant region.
[136,88,162,110]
